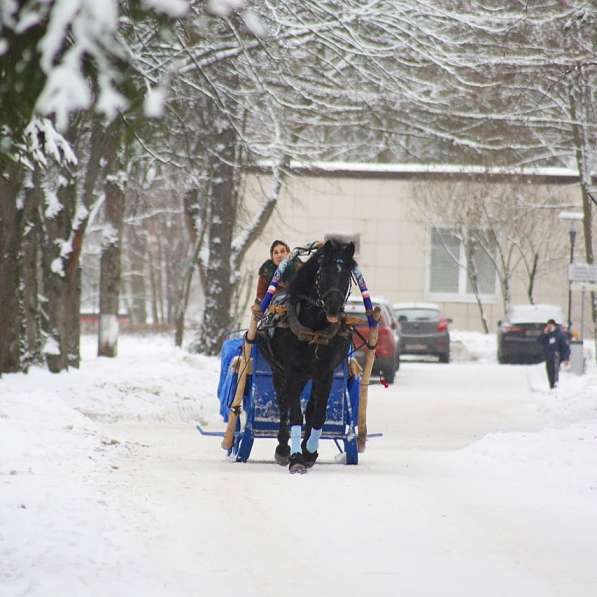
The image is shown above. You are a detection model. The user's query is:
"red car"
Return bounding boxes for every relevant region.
[344,297,400,384]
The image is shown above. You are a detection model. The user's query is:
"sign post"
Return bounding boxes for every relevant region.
[568,263,597,352]
[569,262,597,292]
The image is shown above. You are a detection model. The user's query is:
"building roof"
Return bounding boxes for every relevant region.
[256,160,581,184]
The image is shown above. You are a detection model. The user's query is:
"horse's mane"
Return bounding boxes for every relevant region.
[287,249,321,299]
[287,241,356,300]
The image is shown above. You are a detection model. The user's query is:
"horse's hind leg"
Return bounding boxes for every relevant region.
[272,368,290,465]
[275,406,290,465]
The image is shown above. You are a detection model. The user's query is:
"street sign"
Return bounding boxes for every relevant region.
[571,281,597,291]
[569,262,597,284]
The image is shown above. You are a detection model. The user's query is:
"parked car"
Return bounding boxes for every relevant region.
[497,304,566,364]
[344,296,400,383]
[392,302,451,363]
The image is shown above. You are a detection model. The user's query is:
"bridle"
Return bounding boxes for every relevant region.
[297,255,353,312]
[283,254,353,347]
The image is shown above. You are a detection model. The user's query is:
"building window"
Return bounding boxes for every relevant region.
[428,227,496,300]
[429,228,460,293]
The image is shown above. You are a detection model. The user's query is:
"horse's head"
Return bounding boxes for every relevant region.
[316,240,356,323]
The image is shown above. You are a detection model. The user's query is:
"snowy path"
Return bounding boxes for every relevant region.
[370,361,546,450]
[2,336,597,597]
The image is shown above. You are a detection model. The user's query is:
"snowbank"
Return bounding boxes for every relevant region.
[2,332,597,597]
[450,330,499,362]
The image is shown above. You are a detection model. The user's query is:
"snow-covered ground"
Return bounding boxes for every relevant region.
[2,332,597,597]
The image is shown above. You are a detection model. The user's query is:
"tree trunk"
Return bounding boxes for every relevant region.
[0,161,25,373]
[42,263,82,371]
[174,188,207,347]
[98,167,125,357]
[38,145,88,372]
[126,226,148,324]
[579,185,596,356]
[175,236,202,347]
[149,242,160,326]
[189,150,289,353]
[41,171,82,372]
[196,122,237,355]
[21,179,43,368]
[165,258,174,325]
[66,267,82,368]
[155,232,165,325]
[569,75,597,360]
[39,117,121,372]
[526,253,539,305]
[465,241,490,334]
[499,274,512,317]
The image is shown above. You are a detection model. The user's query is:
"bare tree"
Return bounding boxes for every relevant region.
[413,174,571,330]
[412,179,492,333]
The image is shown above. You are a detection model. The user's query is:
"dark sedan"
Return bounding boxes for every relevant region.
[393,303,451,363]
[497,304,565,364]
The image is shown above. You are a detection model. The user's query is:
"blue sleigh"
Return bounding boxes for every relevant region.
[199,335,363,464]
[196,243,381,464]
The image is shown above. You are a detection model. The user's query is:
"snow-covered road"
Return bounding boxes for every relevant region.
[2,335,597,597]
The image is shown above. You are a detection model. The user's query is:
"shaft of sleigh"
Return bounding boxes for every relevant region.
[357,306,381,453]
[221,313,259,450]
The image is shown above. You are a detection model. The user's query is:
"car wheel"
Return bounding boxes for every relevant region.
[439,352,450,364]
[395,353,400,371]
[498,352,508,364]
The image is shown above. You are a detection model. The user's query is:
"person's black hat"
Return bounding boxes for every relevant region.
[546,318,557,326]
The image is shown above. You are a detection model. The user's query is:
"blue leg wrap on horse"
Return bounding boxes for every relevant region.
[306,428,322,453]
[290,425,302,455]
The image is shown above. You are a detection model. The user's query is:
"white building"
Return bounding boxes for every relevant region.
[241,162,593,336]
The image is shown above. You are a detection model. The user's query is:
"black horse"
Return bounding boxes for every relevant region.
[257,240,356,473]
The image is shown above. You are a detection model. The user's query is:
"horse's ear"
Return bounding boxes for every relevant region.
[323,239,333,255]
[344,242,355,259]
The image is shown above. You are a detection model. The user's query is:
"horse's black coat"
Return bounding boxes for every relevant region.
[257,240,356,457]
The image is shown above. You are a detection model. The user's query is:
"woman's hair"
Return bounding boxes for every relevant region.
[270,240,290,257]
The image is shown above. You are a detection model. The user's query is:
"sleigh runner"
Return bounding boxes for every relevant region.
[196,240,382,470]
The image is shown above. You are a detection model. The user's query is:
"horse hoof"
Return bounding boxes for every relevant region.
[301,439,318,468]
[303,454,317,468]
[275,444,290,466]
[289,453,307,474]
[289,463,307,474]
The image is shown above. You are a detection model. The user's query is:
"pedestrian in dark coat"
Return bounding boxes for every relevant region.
[537,319,571,389]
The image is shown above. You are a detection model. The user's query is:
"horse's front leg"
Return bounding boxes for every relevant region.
[286,373,309,474]
[272,367,290,465]
[302,374,334,467]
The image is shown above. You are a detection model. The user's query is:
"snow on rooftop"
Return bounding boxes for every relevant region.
[256,159,580,179]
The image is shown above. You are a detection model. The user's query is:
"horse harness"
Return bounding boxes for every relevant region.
[258,299,368,347]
